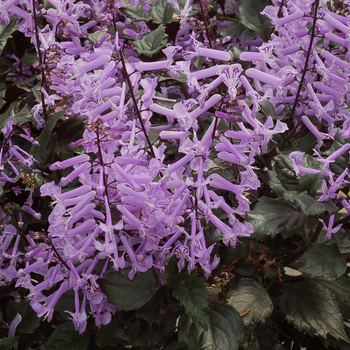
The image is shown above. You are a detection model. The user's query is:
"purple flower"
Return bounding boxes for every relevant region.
[319,214,342,241]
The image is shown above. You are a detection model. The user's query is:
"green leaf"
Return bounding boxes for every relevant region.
[0,16,18,51]
[245,197,306,239]
[99,267,160,311]
[299,172,323,197]
[87,31,107,44]
[54,117,84,159]
[164,256,194,287]
[0,337,19,350]
[150,0,175,24]
[273,152,300,192]
[134,25,168,58]
[298,242,347,280]
[284,192,337,217]
[314,276,350,303]
[219,22,246,38]
[0,97,32,130]
[226,278,273,327]
[239,0,271,40]
[292,131,318,154]
[20,52,39,65]
[178,302,244,350]
[173,277,211,330]
[259,101,276,118]
[31,110,65,166]
[328,134,350,175]
[43,322,89,350]
[120,4,150,21]
[280,280,350,342]
[5,300,41,334]
[96,322,130,348]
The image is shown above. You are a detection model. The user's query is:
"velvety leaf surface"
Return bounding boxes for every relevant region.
[0,336,19,350]
[280,280,350,342]
[31,110,65,166]
[246,197,306,239]
[99,267,160,311]
[0,16,18,51]
[5,300,41,334]
[298,242,347,280]
[178,302,244,350]
[239,0,271,40]
[172,277,211,329]
[314,276,350,302]
[327,134,350,175]
[43,322,89,350]
[283,192,337,217]
[119,4,150,21]
[226,278,273,327]
[150,0,175,24]
[134,25,168,57]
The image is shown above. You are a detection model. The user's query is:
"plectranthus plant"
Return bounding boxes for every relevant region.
[1,0,350,349]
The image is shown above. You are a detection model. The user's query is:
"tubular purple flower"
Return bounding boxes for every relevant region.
[239,52,264,61]
[58,162,91,187]
[320,50,350,69]
[224,129,253,141]
[89,96,119,118]
[58,185,92,200]
[70,191,96,216]
[325,33,346,46]
[136,60,171,72]
[313,82,344,99]
[289,151,320,176]
[210,173,241,194]
[218,136,250,165]
[150,103,176,118]
[276,11,304,26]
[160,131,190,140]
[245,68,281,86]
[189,94,221,119]
[324,14,349,33]
[38,281,69,321]
[167,152,195,175]
[197,47,231,61]
[326,143,350,162]
[79,55,110,74]
[111,163,145,192]
[171,192,190,218]
[301,116,328,140]
[119,235,137,264]
[22,205,41,220]
[8,314,22,338]
[117,205,141,229]
[279,44,300,55]
[49,154,90,171]
[319,214,342,241]
[69,203,95,225]
[17,259,48,276]
[189,66,221,80]
[67,219,97,238]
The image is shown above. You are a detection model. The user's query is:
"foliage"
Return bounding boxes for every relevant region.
[0,0,350,349]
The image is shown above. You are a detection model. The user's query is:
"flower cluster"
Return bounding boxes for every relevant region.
[0,0,350,335]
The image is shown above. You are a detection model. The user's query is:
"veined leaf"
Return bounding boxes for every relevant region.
[245,197,306,239]
[298,242,347,280]
[239,0,271,40]
[134,25,168,58]
[280,280,350,342]
[226,278,273,327]
[178,302,244,350]
[173,277,211,330]
[99,267,160,311]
